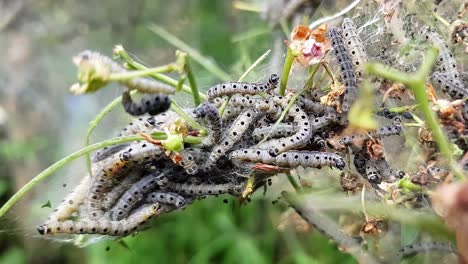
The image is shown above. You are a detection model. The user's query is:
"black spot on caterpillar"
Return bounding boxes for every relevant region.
[252,123,297,141]
[37,203,161,236]
[75,50,175,94]
[46,175,91,222]
[341,18,368,78]
[365,161,381,184]
[432,71,467,100]
[121,90,171,116]
[165,181,246,197]
[91,144,130,163]
[328,27,358,113]
[397,241,457,260]
[146,191,186,208]
[310,112,339,132]
[257,105,312,155]
[118,112,179,137]
[204,109,260,169]
[110,172,168,221]
[339,125,402,146]
[206,74,279,102]
[230,149,346,170]
[193,103,222,145]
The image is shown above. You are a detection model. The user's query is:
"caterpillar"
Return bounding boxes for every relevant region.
[91,144,130,163]
[341,18,368,78]
[87,142,164,219]
[339,125,402,146]
[146,191,186,208]
[175,149,200,175]
[193,103,222,145]
[311,135,326,149]
[121,90,171,116]
[75,50,175,94]
[230,94,260,109]
[165,181,246,196]
[119,111,179,136]
[45,175,91,222]
[373,159,405,183]
[299,96,333,115]
[329,27,358,113]
[427,166,450,179]
[431,71,467,100]
[230,149,346,170]
[353,151,368,176]
[102,170,144,211]
[257,105,312,155]
[252,123,297,141]
[396,242,457,260]
[206,74,279,102]
[110,172,168,221]
[365,161,381,184]
[37,203,161,236]
[422,29,463,87]
[311,111,339,132]
[310,89,325,102]
[204,109,260,169]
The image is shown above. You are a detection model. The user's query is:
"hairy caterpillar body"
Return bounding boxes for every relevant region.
[257,105,312,155]
[204,109,259,169]
[329,27,358,112]
[299,97,333,115]
[121,90,171,116]
[146,191,186,208]
[37,203,161,236]
[75,50,175,94]
[206,74,279,101]
[110,172,168,221]
[341,18,368,78]
[92,144,130,163]
[230,149,346,170]
[166,181,246,196]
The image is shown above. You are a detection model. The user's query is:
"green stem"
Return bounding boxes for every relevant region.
[113,45,206,100]
[185,58,201,106]
[286,172,301,192]
[279,48,295,96]
[84,90,138,175]
[148,24,232,81]
[170,101,207,134]
[0,134,202,219]
[219,49,271,116]
[398,177,424,192]
[321,62,335,85]
[108,65,175,81]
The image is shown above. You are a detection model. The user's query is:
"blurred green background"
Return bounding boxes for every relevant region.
[0,0,357,263]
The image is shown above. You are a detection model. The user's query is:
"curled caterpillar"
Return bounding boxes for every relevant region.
[166,181,246,196]
[121,90,171,116]
[252,123,297,141]
[432,71,467,100]
[193,103,222,145]
[397,241,457,260]
[329,27,358,113]
[146,191,186,208]
[102,170,144,210]
[341,18,367,78]
[110,172,168,221]
[204,109,260,169]
[257,105,312,155]
[75,50,175,94]
[37,203,161,236]
[46,175,91,222]
[230,149,346,170]
[206,74,279,101]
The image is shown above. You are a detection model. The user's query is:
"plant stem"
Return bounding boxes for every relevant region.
[366,47,464,180]
[84,90,138,174]
[185,57,201,106]
[279,48,295,96]
[0,134,202,219]
[286,172,301,192]
[148,24,232,81]
[113,45,206,100]
[107,65,175,81]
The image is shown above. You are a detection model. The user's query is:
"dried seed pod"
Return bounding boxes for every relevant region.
[193,103,222,145]
[341,18,368,78]
[75,50,175,94]
[252,123,297,141]
[230,149,346,170]
[204,109,259,169]
[110,172,167,221]
[146,191,186,207]
[432,71,467,100]
[397,242,457,260]
[206,74,279,101]
[329,27,358,112]
[37,203,161,236]
[121,90,171,116]
[46,175,91,222]
[257,105,312,155]
[166,181,246,197]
